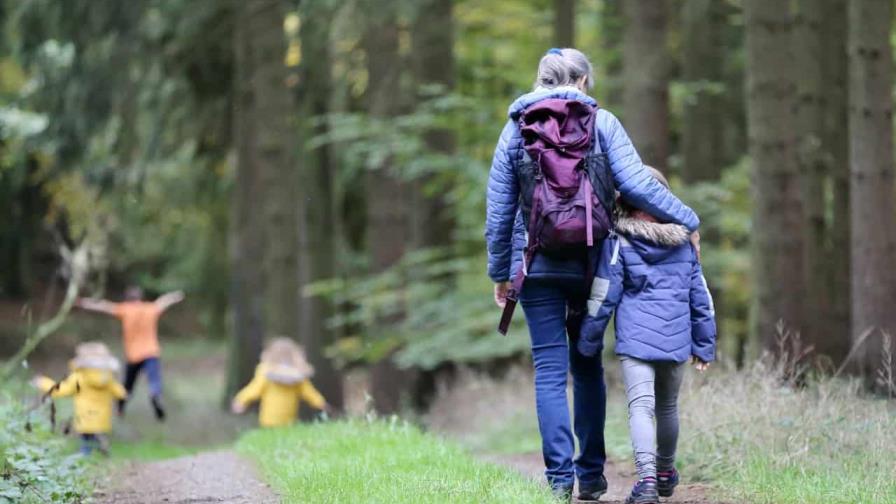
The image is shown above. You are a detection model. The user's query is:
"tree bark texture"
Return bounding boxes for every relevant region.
[622,0,669,171]
[848,0,896,378]
[743,0,806,350]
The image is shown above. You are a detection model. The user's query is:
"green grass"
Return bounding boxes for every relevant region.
[675,361,896,504]
[237,419,556,503]
[459,411,543,455]
[438,356,896,504]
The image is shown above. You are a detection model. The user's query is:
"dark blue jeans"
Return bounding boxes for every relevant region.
[521,279,607,490]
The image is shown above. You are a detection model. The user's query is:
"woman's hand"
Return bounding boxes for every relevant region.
[691,356,710,373]
[494,282,511,308]
[230,399,246,414]
[690,230,702,262]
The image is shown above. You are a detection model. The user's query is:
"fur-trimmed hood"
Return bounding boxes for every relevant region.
[615,215,691,264]
[615,215,690,247]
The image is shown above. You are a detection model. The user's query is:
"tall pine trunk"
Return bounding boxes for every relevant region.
[411,0,455,250]
[226,0,279,397]
[744,0,806,350]
[255,0,300,339]
[848,0,896,379]
[622,0,669,170]
[409,0,456,409]
[599,0,623,108]
[554,0,575,47]
[794,0,833,359]
[680,0,725,183]
[365,2,412,414]
[823,0,851,361]
[296,0,343,411]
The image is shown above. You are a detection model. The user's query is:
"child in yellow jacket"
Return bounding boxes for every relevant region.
[231,337,330,427]
[33,342,128,455]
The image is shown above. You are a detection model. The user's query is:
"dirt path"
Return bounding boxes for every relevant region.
[94,450,278,504]
[483,452,720,504]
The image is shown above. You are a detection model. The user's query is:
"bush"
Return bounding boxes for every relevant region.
[0,387,90,503]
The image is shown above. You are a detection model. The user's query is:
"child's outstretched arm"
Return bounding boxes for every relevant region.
[74,298,118,316]
[33,374,78,398]
[299,381,329,413]
[231,367,265,414]
[577,236,625,357]
[155,291,185,312]
[689,258,717,366]
[109,379,128,401]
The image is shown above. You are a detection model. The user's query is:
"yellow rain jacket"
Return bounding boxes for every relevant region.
[37,368,127,434]
[233,364,326,427]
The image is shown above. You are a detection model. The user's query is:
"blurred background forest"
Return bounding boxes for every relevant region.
[1,0,895,417]
[5,1,896,502]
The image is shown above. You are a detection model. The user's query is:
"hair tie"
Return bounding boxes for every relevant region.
[547,48,562,56]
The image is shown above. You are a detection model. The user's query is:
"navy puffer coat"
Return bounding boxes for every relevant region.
[577,215,717,363]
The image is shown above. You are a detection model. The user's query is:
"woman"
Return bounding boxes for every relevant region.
[484,48,700,500]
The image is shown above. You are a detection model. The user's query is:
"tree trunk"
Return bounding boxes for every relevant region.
[794,0,834,360]
[554,0,575,48]
[411,0,455,250]
[225,0,273,398]
[365,2,412,415]
[599,0,623,108]
[680,0,738,363]
[296,0,344,411]
[822,0,851,363]
[848,0,896,379]
[251,0,300,339]
[680,0,725,183]
[622,0,669,170]
[410,0,456,410]
[743,0,806,350]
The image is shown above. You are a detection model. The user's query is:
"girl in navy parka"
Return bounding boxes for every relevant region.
[578,167,716,504]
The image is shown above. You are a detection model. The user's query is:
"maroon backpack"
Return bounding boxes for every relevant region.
[498,99,615,335]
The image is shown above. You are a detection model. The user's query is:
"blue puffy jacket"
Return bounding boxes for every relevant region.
[485,87,700,283]
[577,215,716,363]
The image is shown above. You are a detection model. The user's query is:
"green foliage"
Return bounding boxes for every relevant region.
[237,419,555,503]
[0,389,90,503]
[2,0,232,324]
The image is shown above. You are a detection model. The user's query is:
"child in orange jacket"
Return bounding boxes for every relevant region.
[33,342,128,455]
[231,338,330,427]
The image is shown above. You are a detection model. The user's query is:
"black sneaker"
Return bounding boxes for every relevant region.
[624,478,658,504]
[577,474,608,502]
[151,396,166,421]
[656,468,679,497]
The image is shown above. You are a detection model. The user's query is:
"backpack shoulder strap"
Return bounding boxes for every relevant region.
[592,109,605,155]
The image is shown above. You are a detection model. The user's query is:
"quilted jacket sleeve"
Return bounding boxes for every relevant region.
[689,256,717,362]
[485,120,521,282]
[578,236,625,357]
[596,109,700,231]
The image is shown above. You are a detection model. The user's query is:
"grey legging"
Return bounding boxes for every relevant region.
[620,357,685,479]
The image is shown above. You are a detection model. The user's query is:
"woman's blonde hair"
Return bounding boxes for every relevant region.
[534,48,594,90]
